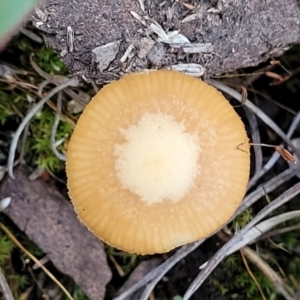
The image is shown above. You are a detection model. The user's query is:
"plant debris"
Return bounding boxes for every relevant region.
[31,0,300,83]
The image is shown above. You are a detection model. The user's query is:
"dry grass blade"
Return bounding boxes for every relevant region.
[113,240,203,300]
[0,267,14,300]
[7,78,77,178]
[109,255,125,277]
[240,247,295,300]
[0,223,74,300]
[240,251,267,300]
[182,182,300,300]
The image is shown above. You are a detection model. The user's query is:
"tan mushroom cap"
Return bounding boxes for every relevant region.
[66,70,250,255]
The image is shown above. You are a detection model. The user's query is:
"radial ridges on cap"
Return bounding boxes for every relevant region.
[66,70,250,254]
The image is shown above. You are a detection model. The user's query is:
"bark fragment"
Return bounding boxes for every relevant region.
[0,167,112,300]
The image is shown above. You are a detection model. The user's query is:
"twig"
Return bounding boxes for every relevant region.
[255,223,300,242]
[182,182,300,300]
[50,92,66,161]
[7,78,77,178]
[113,240,203,300]
[0,267,14,300]
[236,165,300,217]
[0,223,74,300]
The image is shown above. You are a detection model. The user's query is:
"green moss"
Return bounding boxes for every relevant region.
[25,108,73,172]
[0,234,14,264]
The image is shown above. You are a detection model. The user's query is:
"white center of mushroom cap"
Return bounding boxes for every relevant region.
[114,113,200,204]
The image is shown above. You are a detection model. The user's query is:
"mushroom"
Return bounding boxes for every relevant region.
[66,70,250,255]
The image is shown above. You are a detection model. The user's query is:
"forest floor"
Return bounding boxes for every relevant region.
[0,28,300,300]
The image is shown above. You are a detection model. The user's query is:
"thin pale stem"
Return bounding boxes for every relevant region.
[50,92,66,161]
[7,78,77,178]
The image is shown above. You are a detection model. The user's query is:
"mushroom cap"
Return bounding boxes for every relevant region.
[66,70,250,254]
